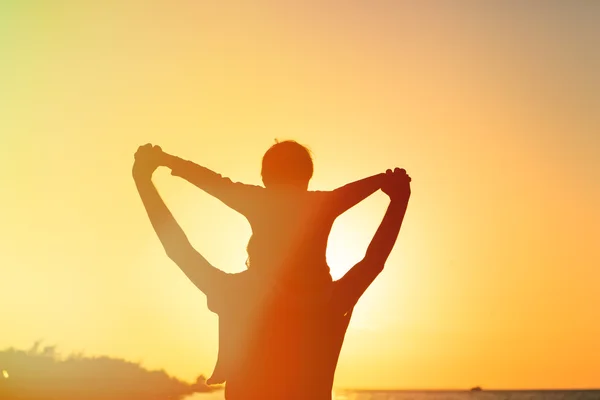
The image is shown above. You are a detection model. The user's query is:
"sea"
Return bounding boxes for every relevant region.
[185,389,600,400]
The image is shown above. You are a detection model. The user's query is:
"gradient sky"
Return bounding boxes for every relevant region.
[1,1,599,390]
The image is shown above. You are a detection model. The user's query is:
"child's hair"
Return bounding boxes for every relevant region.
[261,140,313,187]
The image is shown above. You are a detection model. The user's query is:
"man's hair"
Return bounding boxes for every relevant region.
[261,140,314,187]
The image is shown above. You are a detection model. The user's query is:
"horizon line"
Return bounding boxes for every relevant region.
[336,387,600,392]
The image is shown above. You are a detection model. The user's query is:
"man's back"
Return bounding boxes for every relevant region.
[223,291,350,400]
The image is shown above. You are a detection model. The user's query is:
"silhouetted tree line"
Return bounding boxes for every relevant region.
[0,342,216,400]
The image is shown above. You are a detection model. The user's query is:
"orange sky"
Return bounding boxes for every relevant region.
[1,1,599,390]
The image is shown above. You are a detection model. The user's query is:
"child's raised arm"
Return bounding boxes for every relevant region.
[159,149,262,218]
[328,172,387,216]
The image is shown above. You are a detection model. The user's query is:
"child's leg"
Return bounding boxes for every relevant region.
[205,270,257,385]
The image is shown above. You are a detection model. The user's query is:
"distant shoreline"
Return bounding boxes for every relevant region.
[337,388,600,393]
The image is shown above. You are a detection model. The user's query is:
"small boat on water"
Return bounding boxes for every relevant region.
[470,386,483,391]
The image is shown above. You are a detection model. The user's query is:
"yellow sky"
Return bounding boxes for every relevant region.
[1,1,599,390]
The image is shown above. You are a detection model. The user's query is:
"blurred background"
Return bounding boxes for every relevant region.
[1,1,599,391]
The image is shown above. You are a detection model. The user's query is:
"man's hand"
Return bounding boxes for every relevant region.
[381,168,411,202]
[132,143,163,180]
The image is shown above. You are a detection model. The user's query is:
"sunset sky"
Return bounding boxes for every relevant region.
[1,1,599,390]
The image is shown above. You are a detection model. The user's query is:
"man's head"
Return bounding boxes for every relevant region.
[261,140,313,189]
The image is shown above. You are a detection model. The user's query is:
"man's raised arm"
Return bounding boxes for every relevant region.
[133,145,223,294]
[334,168,411,314]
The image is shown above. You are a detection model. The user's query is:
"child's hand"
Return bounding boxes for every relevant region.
[132,143,162,179]
[381,168,411,202]
[151,145,169,166]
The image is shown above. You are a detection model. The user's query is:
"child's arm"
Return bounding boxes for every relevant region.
[159,149,261,217]
[328,172,387,216]
[333,169,411,314]
[133,145,226,294]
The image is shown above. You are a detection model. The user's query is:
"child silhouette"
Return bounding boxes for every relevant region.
[157,140,389,299]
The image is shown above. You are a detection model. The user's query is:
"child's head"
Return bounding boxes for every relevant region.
[261,140,313,189]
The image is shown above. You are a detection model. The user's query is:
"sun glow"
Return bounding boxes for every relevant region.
[326,216,377,280]
[2,370,8,379]
[1,1,599,390]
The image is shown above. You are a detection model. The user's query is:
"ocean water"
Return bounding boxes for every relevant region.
[333,390,600,400]
[185,389,600,400]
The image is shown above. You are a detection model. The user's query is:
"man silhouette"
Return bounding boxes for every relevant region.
[133,144,411,399]
[152,141,394,384]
